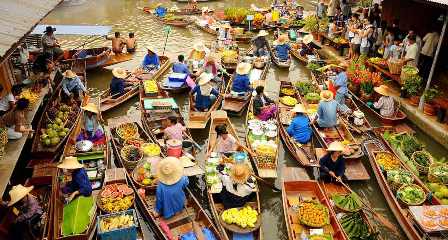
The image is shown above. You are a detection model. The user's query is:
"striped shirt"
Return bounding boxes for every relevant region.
[374,96,395,117]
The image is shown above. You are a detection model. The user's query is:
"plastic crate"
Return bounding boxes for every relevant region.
[97,209,138,240]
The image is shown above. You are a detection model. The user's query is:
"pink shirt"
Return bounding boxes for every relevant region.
[164,123,185,140]
[217,135,237,153]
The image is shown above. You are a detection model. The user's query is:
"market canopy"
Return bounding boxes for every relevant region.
[31,25,112,36]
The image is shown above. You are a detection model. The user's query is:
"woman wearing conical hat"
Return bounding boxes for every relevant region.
[314,90,338,128]
[319,141,346,182]
[217,163,256,209]
[190,72,220,112]
[58,156,92,202]
[231,62,252,95]
[373,85,395,117]
[274,34,291,61]
[287,104,312,144]
[77,102,105,142]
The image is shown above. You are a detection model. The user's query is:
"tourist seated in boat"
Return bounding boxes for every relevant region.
[319,141,346,182]
[142,48,160,72]
[0,84,22,116]
[191,73,219,112]
[126,32,137,53]
[251,30,269,57]
[41,26,64,61]
[0,98,33,140]
[61,70,87,101]
[231,62,252,96]
[154,157,189,218]
[287,104,312,144]
[216,163,256,209]
[373,85,395,117]
[109,67,132,99]
[253,86,277,121]
[7,184,43,239]
[105,32,126,54]
[173,55,190,75]
[188,42,210,71]
[163,116,186,141]
[329,64,350,113]
[196,54,225,82]
[58,156,92,202]
[299,35,316,56]
[214,124,254,156]
[314,90,338,128]
[77,102,105,142]
[274,34,291,61]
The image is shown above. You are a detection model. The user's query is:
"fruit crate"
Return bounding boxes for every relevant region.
[97,209,138,240]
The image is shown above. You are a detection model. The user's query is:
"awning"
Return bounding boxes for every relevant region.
[31,25,112,36]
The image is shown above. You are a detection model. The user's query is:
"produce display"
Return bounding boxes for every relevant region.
[413,151,431,167]
[116,123,139,140]
[439,218,448,228]
[295,81,318,96]
[368,57,387,66]
[280,87,295,96]
[280,96,298,106]
[397,184,425,205]
[100,184,134,213]
[332,192,363,212]
[420,218,438,230]
[340,213,371,239]
[297,200,330,227]
[121,145,143,162]
[308,235,333,240]
[124,138,145,148]
[423,207,439,218]
[375,152,400,171]
[142,143,161,156]
[144,79,158,95]
[332,37,348,44]
[387,169,413,185]
[99,212,135,232]
[20,88,40,107]
[306,62,321,72]
[247,119,278,169]
[134,161,157,186]
[427,183,448,204]
[221,206,259,228]
[40,104,75,147]
[402,65,419,75]
[222,49,238,63]
[305,92,320,103]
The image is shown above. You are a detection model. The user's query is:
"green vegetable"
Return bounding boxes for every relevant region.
[340,213,373,239]
[295,81,318,96]
[413,151,430,167]
[62,196,95,236]
[402,65,419,75]
[305,92,320,103]
[307,62,321,72]
[387,169,413,184]
[429,164,448,184]
[398,134,423,159]
[332,192,363,212]
[397,184,425,205]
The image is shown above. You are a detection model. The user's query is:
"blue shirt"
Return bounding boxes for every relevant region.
[317,100,338,128]
[155,176,189,219]
[63,168,92,196]
[191,85,219,111]
[275,44,291,61]
[232,74,251,93]
[287,114,312,144]
[333,72,348,95]
[142,54,160,68]
[172,62,190,75]
[110,77,125,98]
[62,76,86,96]
[319,153,346,177]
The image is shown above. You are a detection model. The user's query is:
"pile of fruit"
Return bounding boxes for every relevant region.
[280,96,298,106]
[99,212,134,232]
[295,81,318,96]
[280,87,295,96]
[100,184,134,213]
[340,213,371,239]
[402,65,419,75]
[124,138,145,148]
[221,206,259,228]
[134,161,157,186]
[144,80,158,95]
[375,152,400,171]
[116,123,139,140]
[297,200,330,227]
[222,50,238,63]
[253,142,277,169]
[20,89,39,107]
[142,143,161,156]
[332,192,363,212]
[308,235,332,240]
[397,184,425,205]
[427,183,448,204]
[121,145,143,162]
[305,92,320,103]
[40,104,73,147]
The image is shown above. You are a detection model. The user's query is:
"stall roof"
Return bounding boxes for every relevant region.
[31,25,112,36]
[418,0,448,9]
[0,0,63,62]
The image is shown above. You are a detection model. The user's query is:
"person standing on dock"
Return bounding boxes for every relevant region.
[287,104,312,144]
[105,32,126,54]
[330,65,350,113]
[319,141,346,182]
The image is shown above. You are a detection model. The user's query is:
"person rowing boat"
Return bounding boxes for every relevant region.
[287,104,312,144]
[190,73,220,112]
[251,30,270,57]
[231,62,252,96]
[319,141,346,182]
[103,67,133,102]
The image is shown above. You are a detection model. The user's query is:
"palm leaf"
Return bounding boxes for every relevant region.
[62,196,95,236]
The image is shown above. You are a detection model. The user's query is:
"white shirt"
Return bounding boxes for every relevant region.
[404,43,418,66]
[0,93,15,111]
[421,32,440,57]
[218,173,256,197]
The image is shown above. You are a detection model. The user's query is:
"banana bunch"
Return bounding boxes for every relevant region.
[280,96,298,107]
[20,89,40,106]
[221,206,258,228]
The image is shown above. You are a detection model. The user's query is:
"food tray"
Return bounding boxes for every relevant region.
[97,184,135,214]
[409,206,448,233]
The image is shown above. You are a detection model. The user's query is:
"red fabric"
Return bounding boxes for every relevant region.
[204,62,217,76]
[328,81,337,97]
[159,219,175,240]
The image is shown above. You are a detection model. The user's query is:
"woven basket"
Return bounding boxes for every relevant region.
[400,67,419,84]
[222,56,237,64]
[124,138,146,148]
[120,145,143,170]
[397,184,426,206]
[428,162,448,185]
[116,123,139,141]
[411,151,434,175]
[387,169,414,192]
[387,60,403,74]
[131,160,158,188]
[97,184,135,213]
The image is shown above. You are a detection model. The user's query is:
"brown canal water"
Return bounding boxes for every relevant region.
[42,1,448,239]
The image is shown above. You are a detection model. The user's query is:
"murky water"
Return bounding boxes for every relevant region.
[42,1,448,239]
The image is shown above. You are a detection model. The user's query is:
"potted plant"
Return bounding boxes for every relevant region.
[303,15,319,40]
[423,87,440,116]
[402,75,422,106]
[360,80,374,102]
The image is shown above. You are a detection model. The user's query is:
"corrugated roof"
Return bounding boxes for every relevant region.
[0,0,63,61]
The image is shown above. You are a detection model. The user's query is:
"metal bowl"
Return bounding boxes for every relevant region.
[75,140,93,152]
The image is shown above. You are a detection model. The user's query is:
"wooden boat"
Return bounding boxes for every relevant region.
[100,55,170,112]
[193,19,252,43]
[168,8,203,15]
[142,7,193,27]
[221,73,251,116]
[207,110,262,240]
[268,41,291,69]
[363,139,444,240]
[61,47,111,70]
[31,61,87,160]
[290,44,321,65]
[282,180,347,240]
[159,65,192,94]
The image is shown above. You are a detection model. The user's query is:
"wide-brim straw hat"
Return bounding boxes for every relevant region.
[193,42,206,52]
[374,85,391,96]
[257,30,269,37]
[278,34,289,44]
[112,67,127,79]
[57,156,84,170]
[206,53,217,62]
[63,70,77,79]
[8,184,33,206]
[81,102,99,114]
[146,47,156,54]
[198,72,213,85]
[327,141,345,152]
[320,90,334,102]
[292,104,306,113]
[302,34,314,44]
[230,164,251,184]
[157,157,184,185]
[236,62,252,75]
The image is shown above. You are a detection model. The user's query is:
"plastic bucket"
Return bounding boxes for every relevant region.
[182,140,193,154]
[166,139,182,157]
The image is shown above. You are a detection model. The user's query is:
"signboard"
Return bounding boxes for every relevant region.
[246,15,254,21]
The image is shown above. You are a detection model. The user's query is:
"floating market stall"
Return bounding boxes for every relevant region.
[142,7,194,27]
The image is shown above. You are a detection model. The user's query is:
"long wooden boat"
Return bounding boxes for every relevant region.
[61,47,111,70]
[363,139,444,240]
[268,41,291,69]
[207,110,262,240]
[221,73,251,116]
[142,7,193,27]
[282,180,347,240]
[193,19,253,43]
[290,44,321,65]
[100,55,170,112]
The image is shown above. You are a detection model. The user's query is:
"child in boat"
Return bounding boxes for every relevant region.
[153,157,189,219]
[373,85,395,117]
[125,32,137,53]
[105,32,125,54]
[58,156,92,202]
[190,73,219,112]
[77,102,105,143]
[274,34,291,61]
[216,163,256,209]
[253,86,277,121]
[231,62,252,96]
[287,104,312,144]
[319,141,346,182]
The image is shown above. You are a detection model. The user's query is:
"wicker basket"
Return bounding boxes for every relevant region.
[97,184,135,213]
[411,151,434,175]
[387,169,414,192]
[131,159,158,188]
[120,145,143,170]
[124,138,146,148]
[428,162,448,185]
[400,66,419,84]
[387,60,403,74]
[116,123,139,141]
[397,184,426,206]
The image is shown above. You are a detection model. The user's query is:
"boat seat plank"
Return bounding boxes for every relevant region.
[187,121,208,129]
[315,148,370,181]
[164,207,195,225]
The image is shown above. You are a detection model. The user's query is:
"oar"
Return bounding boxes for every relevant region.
[184,206,206,240]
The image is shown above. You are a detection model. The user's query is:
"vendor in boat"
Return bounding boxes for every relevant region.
[253,86,277,121]
[287,104,312,144]
[58,156,92,202]
[7,184,43,239]
[188,42,210,70]
[214,124,254,156]
[154,157,189,219]
[299,35,316,56]
[319,141,346,182]
[126,32,137,53]
[218,23,233,43]
[231,62,252,95]
[109,67,132,99]
[0,84,23,116]
[216,163,256,209]
[142,48,160,72]
[61,70,87,101]
[173,55,190,75]
[196,54,225,81]
[0,98,33,140]
[191,72,219,112]
[329,64,350,113]
[106,32,126,54]
[314,90,338,128]
[251,30,269,57]
[274,34,291,62]
[41,26,63,61]
[163,116,186,141]
[373,85,395,117]
[77,102,104,142]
